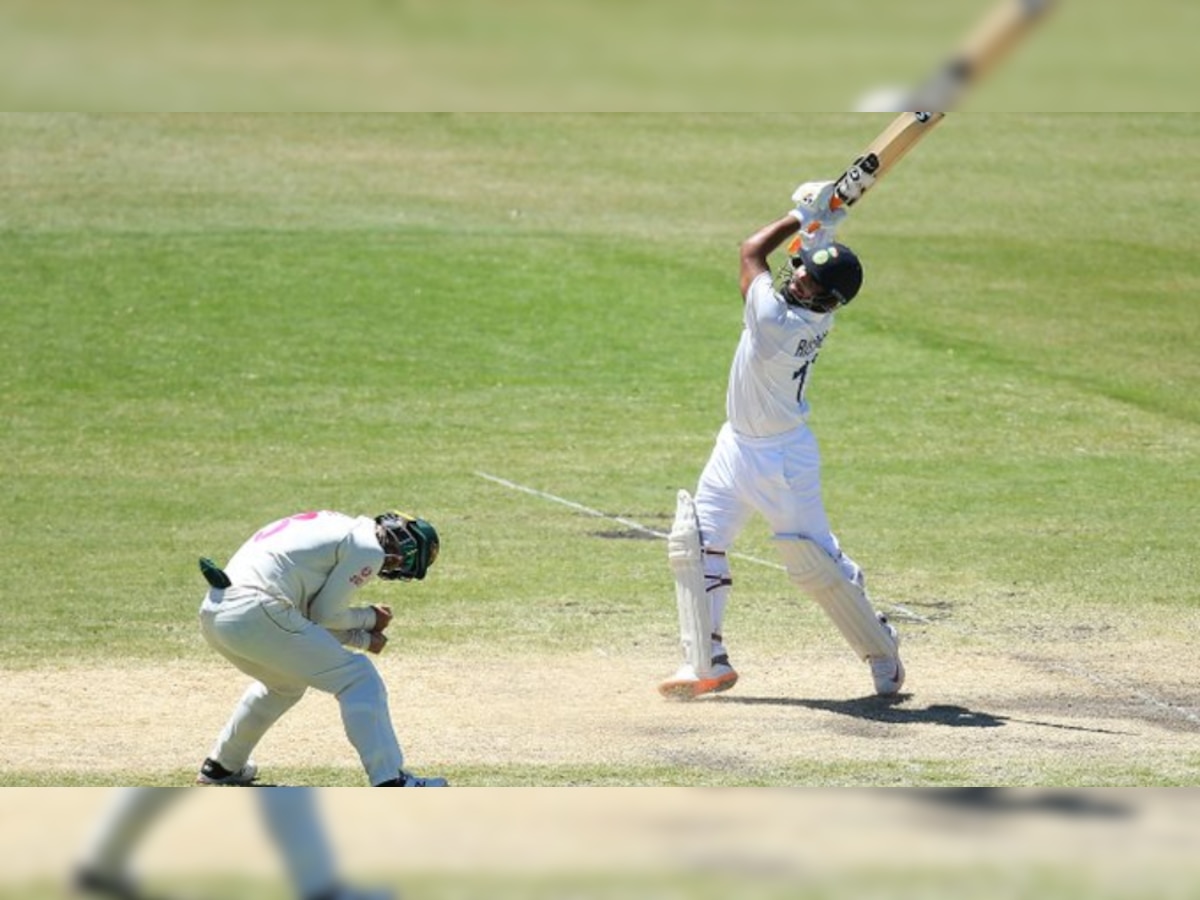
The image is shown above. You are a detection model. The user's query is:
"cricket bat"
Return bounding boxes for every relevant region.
[830,0,1057,210]
[831,112,945,210]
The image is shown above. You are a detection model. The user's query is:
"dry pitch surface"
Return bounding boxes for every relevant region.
[4,617,1199,785]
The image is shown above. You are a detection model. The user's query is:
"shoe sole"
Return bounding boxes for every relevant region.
[195,772,258,786]
[658,671,739,701]
[195,778,257,786]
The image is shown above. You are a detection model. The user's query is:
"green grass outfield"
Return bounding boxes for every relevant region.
[2,1,1197,111]
[1,114,1198,786]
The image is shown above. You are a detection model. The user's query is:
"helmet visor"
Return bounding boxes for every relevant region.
[380,528,422,579]
[376,512,439,581]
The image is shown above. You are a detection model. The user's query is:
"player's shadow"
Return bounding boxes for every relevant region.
[711,695,1131,735]
[712,694,1004,727]
[910,787,1134,818]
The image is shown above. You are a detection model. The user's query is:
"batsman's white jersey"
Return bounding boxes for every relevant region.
[727,272,831,438]
[696,272,859,583]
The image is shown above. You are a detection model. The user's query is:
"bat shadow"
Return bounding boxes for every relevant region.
[711,694,1005,728]
[909,787,1135,818]
[711,695,1133,736]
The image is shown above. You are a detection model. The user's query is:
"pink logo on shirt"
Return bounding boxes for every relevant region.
[252,511,321,542]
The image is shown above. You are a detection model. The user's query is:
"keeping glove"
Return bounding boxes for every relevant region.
[789,180,847,250]
[371,604,394,633]
[368,631,389,654]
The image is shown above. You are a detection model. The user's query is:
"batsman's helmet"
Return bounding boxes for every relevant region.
[375,511,440,581]
[794,243,864,307]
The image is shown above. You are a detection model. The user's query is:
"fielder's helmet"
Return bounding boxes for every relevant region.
[375,511,440,581]
[794,243,864,307]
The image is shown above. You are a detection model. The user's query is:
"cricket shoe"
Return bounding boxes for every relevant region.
[868,614,905,696]
[73,868,155,900]
[196,757,259,786]
[658,655,739,701]
[335,889,395,900]
[378,769,449,787]
[312,886,395,900]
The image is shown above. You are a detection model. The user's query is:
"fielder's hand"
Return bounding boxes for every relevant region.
[789,180,847,250]
[371,604,393,633]
[368,631,389,654]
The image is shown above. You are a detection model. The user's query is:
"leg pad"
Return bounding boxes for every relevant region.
[776,537,897,661]
[668,490,712,678]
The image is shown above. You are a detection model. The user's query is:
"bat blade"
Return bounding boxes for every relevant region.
[910,0,1058,111]
[833,111,945,209]
[830,0,1056,209]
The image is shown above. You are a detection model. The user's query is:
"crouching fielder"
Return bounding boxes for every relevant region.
[196,508,448,787]
[659,184,904,701]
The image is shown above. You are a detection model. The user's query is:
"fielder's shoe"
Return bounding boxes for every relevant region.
[658,654,739,701]
[377,769,449,787]
[196,757,259,786]
[73,868,151,900]
[868,614,905,696]
[335,889,395,900]
[311,885,395,900]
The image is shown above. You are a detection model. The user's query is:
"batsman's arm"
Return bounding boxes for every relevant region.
[740,215,802,297]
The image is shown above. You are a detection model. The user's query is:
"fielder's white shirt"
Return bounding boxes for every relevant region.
[223,510,382,632]
[726,272,834,438]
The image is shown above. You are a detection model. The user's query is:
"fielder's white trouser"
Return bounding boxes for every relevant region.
[200,587,405,786]
[693,421,864,640]
[78,788,339,900]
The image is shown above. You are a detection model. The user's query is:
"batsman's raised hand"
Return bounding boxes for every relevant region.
[833,160,877,206]
[371,604,393,633]
[789,180,847,250]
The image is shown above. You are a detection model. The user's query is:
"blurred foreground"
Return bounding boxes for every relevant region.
[1,0,1195,110]
[2,789,1198,899]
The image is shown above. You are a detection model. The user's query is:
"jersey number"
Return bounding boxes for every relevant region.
[793,357,817,404]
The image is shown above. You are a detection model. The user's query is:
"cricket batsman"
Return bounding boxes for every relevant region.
[660,178,905,701]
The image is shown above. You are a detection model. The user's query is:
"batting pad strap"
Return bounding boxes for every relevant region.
[775,536,896,661]
[668,490,713,678]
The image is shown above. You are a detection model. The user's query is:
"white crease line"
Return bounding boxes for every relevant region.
[475,470,931,624]
[476,471,669,540]
[477,470,780,569]
[884,602,932,625]
[479,472,1192,725]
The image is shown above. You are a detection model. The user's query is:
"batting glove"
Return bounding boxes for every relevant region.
[833,158,877,205]
[789,180,847,249]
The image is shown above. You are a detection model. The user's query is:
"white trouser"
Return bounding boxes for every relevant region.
[78,788,338,899]
[693,421,863,635]
[200,587,405,786]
